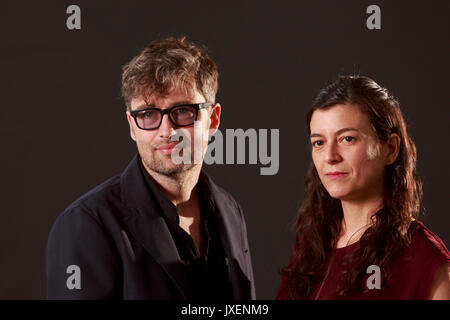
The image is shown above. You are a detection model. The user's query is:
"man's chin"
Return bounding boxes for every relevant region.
[145,160,195,177]
[151,165,185,176]
[140,150,197,177]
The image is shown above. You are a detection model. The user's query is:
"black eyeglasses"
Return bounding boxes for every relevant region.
[129,102,214,130]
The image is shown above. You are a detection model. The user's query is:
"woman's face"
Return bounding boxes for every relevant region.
[309,104,389,202]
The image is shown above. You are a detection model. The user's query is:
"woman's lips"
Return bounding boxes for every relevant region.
[325,172,348,180]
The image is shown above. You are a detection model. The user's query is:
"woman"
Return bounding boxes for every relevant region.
[277,75,449,299]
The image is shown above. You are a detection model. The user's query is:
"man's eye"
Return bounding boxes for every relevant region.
[142,111,156,118]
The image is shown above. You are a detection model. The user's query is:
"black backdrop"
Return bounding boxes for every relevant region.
[1,1,449,299]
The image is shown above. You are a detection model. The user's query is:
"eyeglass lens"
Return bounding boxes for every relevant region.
[135,105,197,129]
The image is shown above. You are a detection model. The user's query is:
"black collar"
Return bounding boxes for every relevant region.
[137,159,178,223]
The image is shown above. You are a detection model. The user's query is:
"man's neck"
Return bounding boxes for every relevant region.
[142,161,204,246]
[142,161,202,208]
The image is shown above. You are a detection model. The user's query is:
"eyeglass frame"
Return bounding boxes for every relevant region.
[129,102,214,130]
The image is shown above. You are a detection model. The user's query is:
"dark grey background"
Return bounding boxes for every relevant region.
[1,1,449,299]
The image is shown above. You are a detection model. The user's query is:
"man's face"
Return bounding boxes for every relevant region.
[126,87,220,177]
[309,104,388,202]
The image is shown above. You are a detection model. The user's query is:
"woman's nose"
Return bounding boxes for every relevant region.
[325,142,342,164]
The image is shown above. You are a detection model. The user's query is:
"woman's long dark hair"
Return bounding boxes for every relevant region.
[282,75,423,299]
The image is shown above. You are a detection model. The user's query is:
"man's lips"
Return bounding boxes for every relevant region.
[156,142,179,155]
[325,172,348,180]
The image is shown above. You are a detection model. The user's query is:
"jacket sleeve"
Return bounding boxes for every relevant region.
[237,203,256,299]
[46,205,121,299]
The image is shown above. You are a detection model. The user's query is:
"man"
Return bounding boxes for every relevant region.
[46,37,255,299]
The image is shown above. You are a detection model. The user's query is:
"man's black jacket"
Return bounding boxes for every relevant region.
[46,155,255,299]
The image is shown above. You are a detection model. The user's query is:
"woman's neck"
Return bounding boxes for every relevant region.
[337,196,383,247]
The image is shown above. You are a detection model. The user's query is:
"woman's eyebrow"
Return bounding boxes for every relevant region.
[310,127,361,138]
[335,127,361,135]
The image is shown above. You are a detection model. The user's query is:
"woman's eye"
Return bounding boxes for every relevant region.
[342,136,355,143]
[312,140,323,147]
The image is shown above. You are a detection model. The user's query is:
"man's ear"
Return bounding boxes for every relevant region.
[126,111,137,141]
[208,103,221,136]
[385,133,400,165]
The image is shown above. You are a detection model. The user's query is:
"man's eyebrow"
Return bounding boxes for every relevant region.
[172,100,192,106]
[132,100,193,111]
[310,128,361,138]
[132,103,154,111]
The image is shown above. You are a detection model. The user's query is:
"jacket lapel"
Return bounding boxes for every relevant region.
[204,173,253,299]
[124,206,190,298]
[119,155,190,299]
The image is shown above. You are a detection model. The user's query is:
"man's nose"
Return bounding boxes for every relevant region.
[325,142,342,164]
[158,114,176,138]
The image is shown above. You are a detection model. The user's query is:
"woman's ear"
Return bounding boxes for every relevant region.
[385,133,400,165]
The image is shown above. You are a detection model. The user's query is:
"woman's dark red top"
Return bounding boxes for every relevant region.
[276,220,449,299]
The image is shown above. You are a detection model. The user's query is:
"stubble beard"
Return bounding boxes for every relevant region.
[138,141,198,178]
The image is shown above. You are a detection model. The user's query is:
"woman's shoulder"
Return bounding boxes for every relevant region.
[407,220,450,263]
[393,220,450,299]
